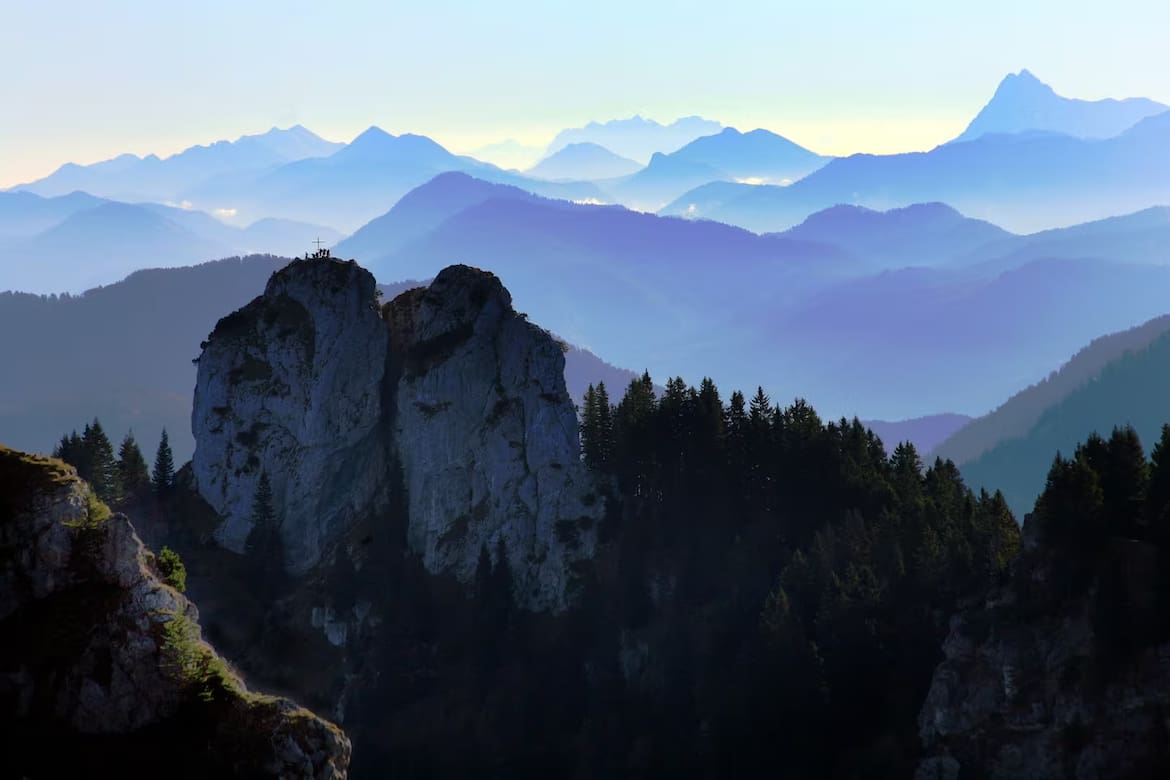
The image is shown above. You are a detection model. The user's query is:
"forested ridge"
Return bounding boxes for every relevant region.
[49,369,1023,777]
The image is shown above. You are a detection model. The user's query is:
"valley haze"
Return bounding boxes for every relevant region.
[5,4,1170,778]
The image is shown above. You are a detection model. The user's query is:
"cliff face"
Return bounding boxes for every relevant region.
[917,519,1170,779]
[388,266,598,610]
[0,445,350,778]
[192,258,391,574]
[192,259,600,611]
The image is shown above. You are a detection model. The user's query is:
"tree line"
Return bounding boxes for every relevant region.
[52,418,174,504]
[573,373,1022,775]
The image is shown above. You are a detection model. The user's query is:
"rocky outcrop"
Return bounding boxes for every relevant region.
[917,517,1170,779]
[192,258,600,611]
[387,265,599,610]
[192,258,391,574]
[0,444,350,778]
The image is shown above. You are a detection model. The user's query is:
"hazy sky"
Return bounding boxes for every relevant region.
[4,0,1169,187]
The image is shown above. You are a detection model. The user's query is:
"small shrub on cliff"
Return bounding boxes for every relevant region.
[157,546,187,592]
[67,490,111,529]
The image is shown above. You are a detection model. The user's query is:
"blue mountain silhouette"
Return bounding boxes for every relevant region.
[662,109,1170,233]
[526,143,642,181]
[953,69,1168,143]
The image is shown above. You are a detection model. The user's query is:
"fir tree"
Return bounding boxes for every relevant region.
[1147,424,1170,542]
[117,431,151,501]
[1103,426,1148,538]
[81,418,118,501]
[245,472,285,594]
[595,381,614,472]
[581,384,601,470]
[152,428,175,495]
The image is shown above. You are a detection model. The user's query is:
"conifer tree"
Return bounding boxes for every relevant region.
[81,418,118,501]
[152,428,175,495]
[245,472,285,594]
[724,390,750,498]
[1103,426,1148,538]
[581,384,600,470]
[117,431,151,501]
[53,430,83,467]
[1146,424,1170,542]
[595,381,614,472]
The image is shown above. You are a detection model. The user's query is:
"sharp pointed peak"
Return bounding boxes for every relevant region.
[996,68,1055,94]
[353,125,395,142]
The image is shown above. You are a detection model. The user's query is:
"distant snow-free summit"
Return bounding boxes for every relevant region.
[547,115,723,163]
[525,143,642,181]
[953,69,1168,143]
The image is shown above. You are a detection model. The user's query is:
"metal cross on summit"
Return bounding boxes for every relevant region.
[308,236,331,259]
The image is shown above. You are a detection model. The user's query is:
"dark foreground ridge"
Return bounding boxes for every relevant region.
[0,444,350,779]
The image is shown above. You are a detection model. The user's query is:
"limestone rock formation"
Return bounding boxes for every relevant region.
[192,257,391,574]
[387,265,599,610]
[916,516,1170,779]
[192,258,600,611]
[0,444,351,778]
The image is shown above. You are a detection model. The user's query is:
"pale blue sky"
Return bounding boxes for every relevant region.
[4,0,1169,187]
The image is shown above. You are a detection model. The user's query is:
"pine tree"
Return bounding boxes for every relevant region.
[1103,426,1148,538]
[81,418,118,501]
[724,390,750,499]
[1147,424,1170,543]
[117,431,151,501]
[890,441,925,511]
[245,472,285,594]
[53,430,83,467]
[614,372,658,493]
[152,428,175,495]
[580,384,600,470]
[595,381,614,472]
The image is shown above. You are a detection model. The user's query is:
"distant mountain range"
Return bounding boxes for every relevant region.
[0,255,654,462]
[176,126,608,232]
[934,313,1170,468]
[953,69,1169,143]
[546,115,723,163]
[0,192,339,293]
[779,202,1011,271]
[0,190,106,238]
[13,125,342,204]
[950,316,1170,516]
[341,174,856,400]
[663,107,1170,233]
[526,143,642,181]
[773,255,1170,417]
[609,127,828,211]
[861,414,973,456]
[332,173,539,261]
[12,71,1164,239]
[336,173,1170,420]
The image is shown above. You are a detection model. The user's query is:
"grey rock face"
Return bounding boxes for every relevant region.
[917,538,1170,779]
[192,259,599,611]
[389,266,600,611]
[192,258,390,574]
[0,447,351,778]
